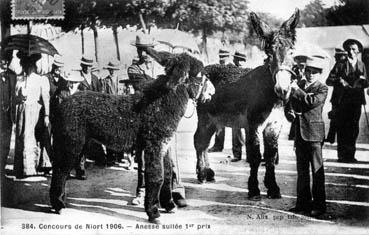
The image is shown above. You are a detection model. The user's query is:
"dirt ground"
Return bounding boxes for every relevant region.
[1,128,369,235]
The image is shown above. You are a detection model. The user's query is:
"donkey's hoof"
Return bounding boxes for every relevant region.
[205,168,215,182]
[148,217,161,224]
[50,207,63,215]
[267,191,281,199]
[162,200,176,213]
[147,206,160,222]
[248,195,262,201]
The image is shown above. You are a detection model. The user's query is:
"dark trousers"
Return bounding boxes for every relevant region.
[1,113,12,203]
[212,128,225,150]
[212,128,244,158]
[336,103,362,161]
[295,136,326,211]
[136,149,145,195]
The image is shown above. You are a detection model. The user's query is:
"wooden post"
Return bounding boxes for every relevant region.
[112,25,120,61]
[27,20,33,34]
[81,25,85,55]
[93,25,99,62]
[139,13,147,34]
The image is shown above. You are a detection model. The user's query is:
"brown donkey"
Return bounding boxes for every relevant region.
[194,9,300,200]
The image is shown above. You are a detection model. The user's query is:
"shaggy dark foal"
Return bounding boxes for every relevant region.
[50,51,213,223]
[194,10,300,200]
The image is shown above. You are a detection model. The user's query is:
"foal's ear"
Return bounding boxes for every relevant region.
[279,8,300,41]
[250,12,273,39]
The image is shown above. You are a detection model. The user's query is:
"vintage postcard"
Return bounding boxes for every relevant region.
[1,0,368,234]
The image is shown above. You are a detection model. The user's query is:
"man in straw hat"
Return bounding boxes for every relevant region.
[78,55,101,92]
[128,36,157,92]
[102,61,120,95]
[218,49,231,65]
[208,49,231,153]
[36,54,68,175]
[288,55,328,217]
[326,39,368,163]
[128,36,157,205]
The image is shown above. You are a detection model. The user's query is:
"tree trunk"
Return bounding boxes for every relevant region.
[202,28,209,63]
[81,25,85,55]
[139,12,147,34]
[112,25,120,61]
[92,25,99,62]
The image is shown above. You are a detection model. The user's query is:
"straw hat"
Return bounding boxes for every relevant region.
[305,55,325,70]
[293,54,309,64]
[80,55,94,66]
[218,49,230,58]
[130,35,157,47]
[343,39,363,53]
[233,51,246,61]
[103,61,120,70]
[53,54,64,67]
[65,70,84,82]
[334,48,348,55]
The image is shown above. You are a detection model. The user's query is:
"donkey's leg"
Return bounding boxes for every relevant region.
[194,122,217,183]
[159,148,175,212]
[263,117,283,199]
[50,134,85,213]
[144,149,164,223]
[246,127,262,200]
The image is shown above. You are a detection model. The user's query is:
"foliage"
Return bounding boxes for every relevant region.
[299,0,328,27]
[326,0,369,25]
[299,0,368,27]
[168,0,249,38]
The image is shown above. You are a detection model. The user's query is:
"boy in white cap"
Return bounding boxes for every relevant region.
[288,55,328,217]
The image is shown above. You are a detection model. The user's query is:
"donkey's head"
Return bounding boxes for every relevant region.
[251,9,299,101]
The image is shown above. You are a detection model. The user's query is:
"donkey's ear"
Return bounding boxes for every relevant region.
[250,12,273,39]
[279,8,300,40]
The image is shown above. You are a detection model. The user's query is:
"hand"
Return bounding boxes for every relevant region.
[339,78,349,87]
[44,116,50,127]
[290,80,299,91]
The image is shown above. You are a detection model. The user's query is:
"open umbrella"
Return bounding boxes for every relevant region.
[151,29,200,54]
[2,34,59,56]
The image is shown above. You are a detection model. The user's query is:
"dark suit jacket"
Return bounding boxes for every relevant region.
[290,80,328,142]
[78,72,101,92]
[326,59,368,105]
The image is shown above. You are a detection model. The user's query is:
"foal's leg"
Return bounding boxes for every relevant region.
[194,121,217,183]
[144,148,164,223]
[159,148,175,212]
[246,127,262,200]
[263,120,282,199]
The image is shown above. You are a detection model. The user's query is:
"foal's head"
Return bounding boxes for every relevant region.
[251,9,299,101]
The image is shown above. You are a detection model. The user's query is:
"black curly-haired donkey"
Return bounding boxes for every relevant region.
[50,48,214,223]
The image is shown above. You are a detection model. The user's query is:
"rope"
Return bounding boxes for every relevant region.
[174,133,181,183]
[184,99,196,119]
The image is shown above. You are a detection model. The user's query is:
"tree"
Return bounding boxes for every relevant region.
[60,0,169,61]
[299,0,328,27]
[167,0,250,60]
[326,0,369,25]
